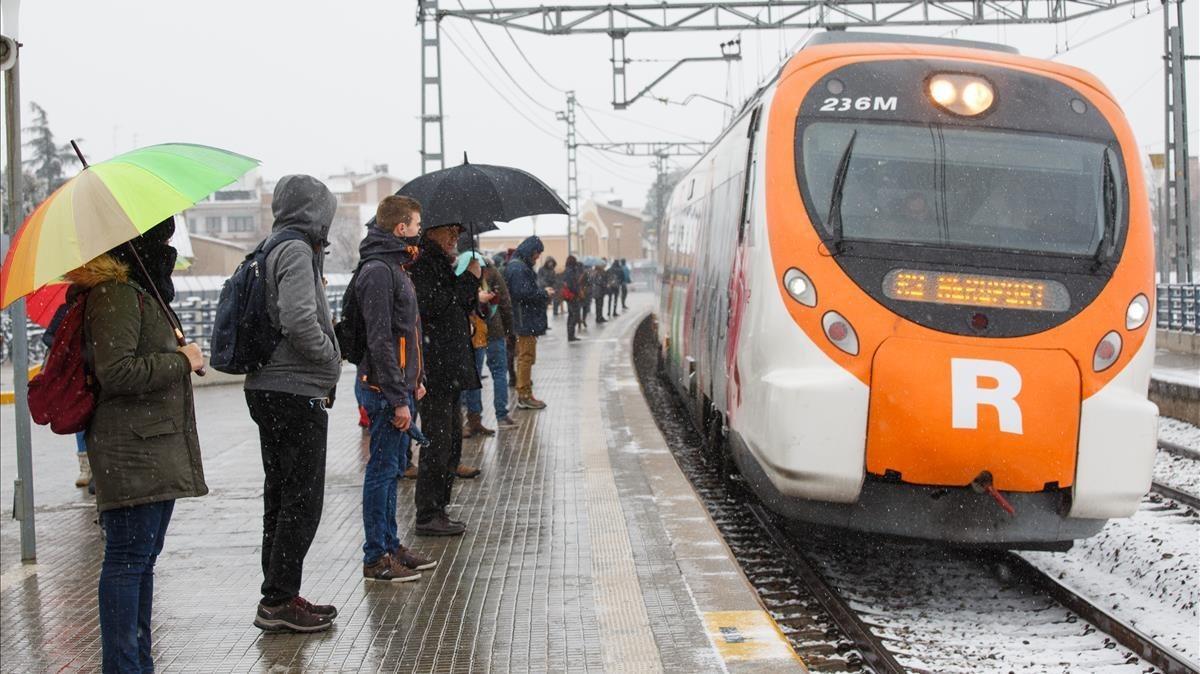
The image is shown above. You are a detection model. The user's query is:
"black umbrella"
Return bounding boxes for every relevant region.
[397,154,567,232]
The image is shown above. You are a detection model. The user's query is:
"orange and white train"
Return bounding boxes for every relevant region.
[656,32,1157,547]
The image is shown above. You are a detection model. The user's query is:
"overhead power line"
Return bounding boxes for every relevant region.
[441,27,561,141]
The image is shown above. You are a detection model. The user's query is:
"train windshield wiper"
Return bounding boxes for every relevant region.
[1094,147,1117,268]
[826,130,858,253]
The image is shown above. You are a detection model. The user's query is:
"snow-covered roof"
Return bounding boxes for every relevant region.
[478,216,569,238]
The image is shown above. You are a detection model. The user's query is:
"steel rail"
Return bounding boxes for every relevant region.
[1151,481,1200,511]
[1160,439,1200,461]
[1152,440,1200,510]
[997,553,1200,674]
[747,503,906,674]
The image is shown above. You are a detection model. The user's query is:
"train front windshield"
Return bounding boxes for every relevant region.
[800,122,1120,257]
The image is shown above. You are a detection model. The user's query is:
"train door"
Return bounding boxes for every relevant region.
[721,105,762,417]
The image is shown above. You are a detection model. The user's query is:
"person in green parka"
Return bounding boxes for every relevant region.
[66,216,207,673]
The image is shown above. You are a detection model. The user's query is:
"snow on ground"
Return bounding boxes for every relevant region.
[1159,417,1200,454]
[1023,496,1200,662]
[1155,450,1200,497]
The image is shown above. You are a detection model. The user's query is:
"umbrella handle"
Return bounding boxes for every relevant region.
[174,328,206,377]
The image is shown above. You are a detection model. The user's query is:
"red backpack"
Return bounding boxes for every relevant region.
[28,292,97,434]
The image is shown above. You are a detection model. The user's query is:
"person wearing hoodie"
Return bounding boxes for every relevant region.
[409,223,483,536]
[244,175,343,634]
[353,195,437,583]
[502,236,552,409]
[66,217,208,672]
[536,256,560,316]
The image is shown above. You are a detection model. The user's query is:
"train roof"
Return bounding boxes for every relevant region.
[803,31,1020,55]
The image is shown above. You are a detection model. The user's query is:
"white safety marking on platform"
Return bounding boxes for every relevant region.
[0,563,40,592]
[580,343,666,673]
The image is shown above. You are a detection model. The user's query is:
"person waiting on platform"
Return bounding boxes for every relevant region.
[69,217,209,669]
[537,256,561,317]
[409,223,483,536]
[352,195,437,581]
[462,253,517,437]
[504,236,553,410]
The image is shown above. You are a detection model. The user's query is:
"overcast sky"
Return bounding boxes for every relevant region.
[2,0,1197,236]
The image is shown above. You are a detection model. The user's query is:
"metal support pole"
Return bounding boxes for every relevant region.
[1163,0,1194,281]
[4,41,37,562]
[419,0,446,175]
[609,31,628,110]
[557,91,579,256]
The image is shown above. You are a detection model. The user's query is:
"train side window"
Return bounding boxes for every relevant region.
[738,106,763,244]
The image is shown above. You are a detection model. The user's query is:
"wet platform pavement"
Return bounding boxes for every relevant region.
[0,294,803,673]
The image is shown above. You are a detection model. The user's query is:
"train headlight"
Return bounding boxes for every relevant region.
[1093,331,1122,372]
[929,78,957,107]
[1125,294,1149,330]
[927,74,995,117]
[783,268,817,307]
[822,311,860,356]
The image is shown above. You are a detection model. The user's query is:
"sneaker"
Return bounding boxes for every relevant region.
[401,465,418,480]
[394,545,438,571]
[254,598,333,633]
[416,515,466,537]
[363,554,421,583]
[296,596,338,619]
[495,415,519,429]
[517,397,547,410]
[455,464,481,479]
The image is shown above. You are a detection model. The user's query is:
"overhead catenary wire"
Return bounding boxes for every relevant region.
[441,28,562,141]
[456,2,709,145]
[1046,4,1161,59]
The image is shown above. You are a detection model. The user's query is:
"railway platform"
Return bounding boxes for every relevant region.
[0,295,804,673]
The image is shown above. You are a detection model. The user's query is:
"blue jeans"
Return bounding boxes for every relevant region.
[461,339,509,418]
[359,382,413,564]
[99,499,175,674]
[75,431,87,456]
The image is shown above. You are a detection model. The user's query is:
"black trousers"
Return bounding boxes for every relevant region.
[567,300,581,338]
[608,290,619,314]
[415,388,464,524]
[594,294,605,320]
[620,284,628,308]
[245,390,328,606]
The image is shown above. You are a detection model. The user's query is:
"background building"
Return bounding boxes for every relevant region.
[577,199,647,260]
[181,166,406,273]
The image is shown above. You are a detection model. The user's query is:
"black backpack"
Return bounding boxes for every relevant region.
[334,257,389,366]
[210,230,308,374]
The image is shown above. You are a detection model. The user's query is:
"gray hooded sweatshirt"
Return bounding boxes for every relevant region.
[244,175,342,398]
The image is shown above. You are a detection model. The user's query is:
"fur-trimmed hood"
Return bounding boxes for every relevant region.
[65,254,131,289]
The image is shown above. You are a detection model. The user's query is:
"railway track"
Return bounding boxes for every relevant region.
[1153,440,1200,511]
[632,317,1198,673]
[994,553,1200,674]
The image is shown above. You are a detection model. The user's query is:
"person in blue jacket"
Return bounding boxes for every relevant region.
[502,236,553,410]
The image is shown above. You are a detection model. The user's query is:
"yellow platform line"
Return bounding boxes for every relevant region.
[1,365,43,405]
[703,610,808,667]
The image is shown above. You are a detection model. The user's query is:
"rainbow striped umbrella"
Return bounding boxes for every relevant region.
[0,143,258,309]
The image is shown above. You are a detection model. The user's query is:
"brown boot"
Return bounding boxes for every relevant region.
[464,412,495,437]
[401,465,418,480]
[455,464,482,479]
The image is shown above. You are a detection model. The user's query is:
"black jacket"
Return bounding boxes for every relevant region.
[409,238,481,396]
[355,226,423,409]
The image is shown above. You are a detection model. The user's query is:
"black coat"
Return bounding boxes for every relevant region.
[409,239,482,396]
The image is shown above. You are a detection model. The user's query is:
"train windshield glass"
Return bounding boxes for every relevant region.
[801,122,1117,256]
